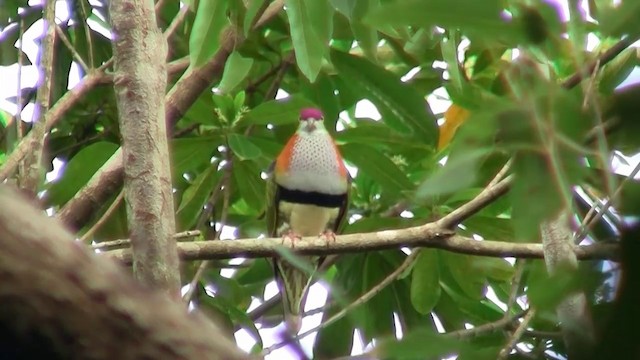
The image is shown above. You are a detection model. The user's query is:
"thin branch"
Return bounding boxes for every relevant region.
[575,160,640,242]
[263,251,420,356]
[92,230,201,251]
[0,61,111,182]
[497,308,537,360]
[436,176,513,229]
[55,24,89,72]
[184,160,234,303]
[107,225,618,263]
[164,4,190,41]
[19,0,56,195]
[444,310,528,339]
[560,35,639,90]
[79,189,124,243]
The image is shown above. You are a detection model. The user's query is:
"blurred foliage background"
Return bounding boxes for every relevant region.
[1,0,640,358]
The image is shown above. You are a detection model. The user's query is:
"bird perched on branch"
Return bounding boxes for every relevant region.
[265,107,350,333]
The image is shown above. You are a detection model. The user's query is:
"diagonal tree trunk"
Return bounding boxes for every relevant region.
[0,187,249,359]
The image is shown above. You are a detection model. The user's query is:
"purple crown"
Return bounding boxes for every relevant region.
[300,108,324,120]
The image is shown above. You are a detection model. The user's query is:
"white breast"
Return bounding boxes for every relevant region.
[277,131,348,195]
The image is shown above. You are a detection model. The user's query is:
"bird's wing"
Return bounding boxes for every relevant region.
[265,161,280,237]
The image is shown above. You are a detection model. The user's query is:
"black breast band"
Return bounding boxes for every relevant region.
[277,185,346,208]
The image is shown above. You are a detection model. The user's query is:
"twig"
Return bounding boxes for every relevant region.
[79,189,124,243]
[436,176,513,229]
[164,3,190,41]
[488,159,512,188]
[55,24,89,72]
[91,230,201,251]
[444,310,528,339]
[184,160,234,303]
[561,36,639,90]
[0,61,112,182]
[19,0,56,195]
[575,160,640,243]
[262,251,420,356]
[497,308,537,359]
[76,0,95,68]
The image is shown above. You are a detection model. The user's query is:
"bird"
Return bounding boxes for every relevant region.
[265,107,350,334]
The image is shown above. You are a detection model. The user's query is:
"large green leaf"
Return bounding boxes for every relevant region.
[176,165,221,231]
[284,0,326,82]
[171,137,218,176]
[47,142,119,206]
[232,159,265,212]
[410,249,441,315]
[417,148,493,198]
[227,133,262,160]
[189,0,230,68]
[340,143,414,196]
[365,0,512,37]
[236,95,315,127]
[331,49,438,145]
[218,51,254,94]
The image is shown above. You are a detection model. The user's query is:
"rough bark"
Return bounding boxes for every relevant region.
[57,148,125,230]
[0,187,249,360]
[109,0,179,294]
[541,211,596,360]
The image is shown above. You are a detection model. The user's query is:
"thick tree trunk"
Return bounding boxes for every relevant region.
[109,0,180,294]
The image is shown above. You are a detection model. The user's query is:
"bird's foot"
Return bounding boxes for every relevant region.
[282,230,302,249]
[320,230,337,246]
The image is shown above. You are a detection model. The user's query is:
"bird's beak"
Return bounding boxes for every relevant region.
[303,120,317,132]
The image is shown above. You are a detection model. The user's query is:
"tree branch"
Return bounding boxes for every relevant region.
[106,225,618,263]
[18,0,56,195]
[109,0,180,294]
[0,186,249,359]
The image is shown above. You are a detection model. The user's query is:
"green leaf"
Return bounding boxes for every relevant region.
[417,148,493,198]
[376,328,468,358]
[171,137,217,176]
[285,0,326,82]
[189,0,230,68]
[236,95,314,127]
[365,0,512,37]
[340,143,414,196]
[599,47,639,93]
[599,1,640,37]
[243,0,265,35]
[410,249,441,314]
[227,133,262,160]
[307,0,334,46]
[314,295,354,358]
[331,49,438,144]
[218,51,254,94]
[199,291,263,348]
[176,165,220,231]
[444,253,486,300]
[232,159,265,211]
[47,142,119,206]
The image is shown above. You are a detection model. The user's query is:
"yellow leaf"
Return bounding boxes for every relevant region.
[438,104,470,150]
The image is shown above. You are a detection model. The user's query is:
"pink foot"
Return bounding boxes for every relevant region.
[282,230,302,249]
[320,230,337,246]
